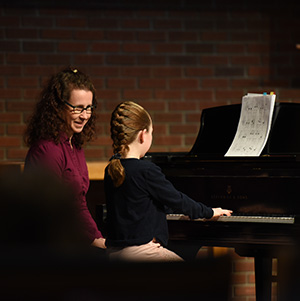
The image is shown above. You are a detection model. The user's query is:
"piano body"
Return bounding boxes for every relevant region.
[144,102,300,301]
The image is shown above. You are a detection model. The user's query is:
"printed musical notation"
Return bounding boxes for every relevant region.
[225,93,276,157]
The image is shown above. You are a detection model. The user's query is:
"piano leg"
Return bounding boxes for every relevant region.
[254,256,272,301]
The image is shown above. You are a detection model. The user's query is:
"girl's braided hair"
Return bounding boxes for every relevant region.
[107,101,152,187]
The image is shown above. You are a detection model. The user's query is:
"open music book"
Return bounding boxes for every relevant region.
[225,93,276,157]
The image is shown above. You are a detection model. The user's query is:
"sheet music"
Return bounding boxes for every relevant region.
[225,93,276,157]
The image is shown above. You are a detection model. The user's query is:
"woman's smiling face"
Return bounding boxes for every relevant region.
[63,89,93,137]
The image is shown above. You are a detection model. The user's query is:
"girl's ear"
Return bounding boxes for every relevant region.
[138,129,147,144]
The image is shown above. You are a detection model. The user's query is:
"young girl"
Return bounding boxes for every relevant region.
[104,101,232,261]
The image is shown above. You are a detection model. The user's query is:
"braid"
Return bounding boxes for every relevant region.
[107,101,151,187]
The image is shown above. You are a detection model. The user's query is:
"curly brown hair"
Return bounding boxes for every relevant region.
[24,67,97,149]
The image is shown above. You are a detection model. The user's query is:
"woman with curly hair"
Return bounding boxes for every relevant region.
[24,67,106,250]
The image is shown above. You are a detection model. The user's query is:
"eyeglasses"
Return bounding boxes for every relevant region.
[63,100,95,114]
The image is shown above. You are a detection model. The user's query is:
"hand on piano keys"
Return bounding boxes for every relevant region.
[210,207,233,221]
[166,213,295,224]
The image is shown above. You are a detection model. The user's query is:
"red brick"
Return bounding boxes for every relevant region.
[232,32,261,42]
[107,31,135,41]
[39,54,71,65]
[0,16,20,26]
[0,41,20,52]
[7,124,26,135]
[74,55,104,65]
[169,101,198,111]
[123,90,152,100]
[185,67,214,77]
[231,79,260,88]
[22,16,54,27]
[6,53,38,65]
[0,137,21,147]
[7,148,27,160]
[169,56,197,66]
[170,124,198,134]
[91,43,120,52]
[218,44,246,53]
[150,124,167,135]
[234,285,256,297]
[6,101,35,112]
[121,67,151,77]
[169,31,197,41]
[154,90,182,100]
[23,66,55,76]
[75,30,104,40]
[154,20,182,29]
[89,136,111,147]
[107,78,136,89]
[139,79,166,89]
[155,44,183,53]
[7,78,39,88]
[106,55,136,65]
[248,66,271,76]
[0,149,4,160]
[0,66,22,76]
[23,41,55,52]
[186,113,201,123]
[90,67,119,77]
[41,29,73,39]
[200,55,229,65]
[215,90,244,101]
[56,17,87,28]
[154,113,182,123]
[202,31,228,41]
[138,55,166,65]
[23,89,42,100]
[152,67,182,77]
[248,43,269,53]
[137,31,166,41]
[215,67,244,77]
[169,79,198,89]
[138,101,166,112]
[84,148,105,160]
[154,136,182,146]
[0,113,21,123]
[121,20,150,29]
[234,259,255,272]
[186,44,214,53]
[6,28,38,39]
[184,90,213,101]
[123,43,151,53]
[231,56,261,65]
[98,90,120,101]
[58,42,88,52]
[202,79,229,88]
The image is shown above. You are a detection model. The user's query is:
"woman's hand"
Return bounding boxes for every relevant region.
[92,237,107,249]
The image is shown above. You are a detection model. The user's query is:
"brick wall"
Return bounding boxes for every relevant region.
[1,1,300,162]
[1,1,299,299]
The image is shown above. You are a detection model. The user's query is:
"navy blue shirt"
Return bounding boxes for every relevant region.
[105,158,213,247]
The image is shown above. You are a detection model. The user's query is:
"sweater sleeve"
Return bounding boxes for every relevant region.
[144,162,213,219]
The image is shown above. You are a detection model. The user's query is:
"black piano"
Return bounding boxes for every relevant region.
[144,102,300,301]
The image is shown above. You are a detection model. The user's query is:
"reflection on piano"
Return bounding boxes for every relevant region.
[144,102,300,301]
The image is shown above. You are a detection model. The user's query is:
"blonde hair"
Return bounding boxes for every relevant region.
[107,101,152,187]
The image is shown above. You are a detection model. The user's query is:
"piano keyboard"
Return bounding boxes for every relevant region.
[167,214,295,224]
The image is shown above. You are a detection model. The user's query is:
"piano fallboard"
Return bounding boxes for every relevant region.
[144,153,300,217]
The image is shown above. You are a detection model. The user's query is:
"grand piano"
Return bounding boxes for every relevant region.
[143,102,300,301]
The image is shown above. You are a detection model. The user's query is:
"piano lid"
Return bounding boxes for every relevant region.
[190,102,300,156]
